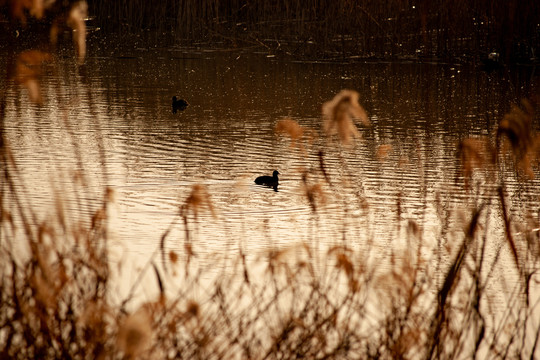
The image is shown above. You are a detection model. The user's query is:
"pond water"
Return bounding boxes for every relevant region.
[2,45,539,284]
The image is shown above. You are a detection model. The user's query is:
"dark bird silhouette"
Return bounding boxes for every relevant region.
[255,170,279,191]
[480,52,502,72]
[172,96,189,113]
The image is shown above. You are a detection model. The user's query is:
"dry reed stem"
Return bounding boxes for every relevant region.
[427,204,484,358]
[66,1,88,65]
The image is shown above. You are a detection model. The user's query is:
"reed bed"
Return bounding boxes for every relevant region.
[2,3,540,359]
[85,0,540,62]
[2,83,540,359]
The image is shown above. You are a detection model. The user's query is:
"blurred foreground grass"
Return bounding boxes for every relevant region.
[1,2,540,359]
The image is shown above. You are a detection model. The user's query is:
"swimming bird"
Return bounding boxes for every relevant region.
[255,170,280,190]
[480,52,502,72]
[172,96,189,113]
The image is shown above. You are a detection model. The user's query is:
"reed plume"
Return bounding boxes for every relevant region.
[12,50,52,105]
[301,170,327,213]
[275,118,304,149]
[116,308,153,359]
[4,0,54,23]
[275,118,304,142]
[376,144,393,161]
[275,118,317,154]
[6,1,89,104]
[497,98,539,178]
[457,137,495,189]
[322,90,369,145]
[66,1,88,65]
[181,184,215,218]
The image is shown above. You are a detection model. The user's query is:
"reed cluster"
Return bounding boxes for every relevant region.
[2,73,540,358]
[2,0,538,61]
[85,0,539,62]
[2,3,540,359]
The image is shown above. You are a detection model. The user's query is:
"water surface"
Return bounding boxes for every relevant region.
[3,48,539,277]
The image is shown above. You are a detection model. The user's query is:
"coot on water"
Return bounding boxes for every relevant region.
[255,170,280,190]
[172,96,189,113]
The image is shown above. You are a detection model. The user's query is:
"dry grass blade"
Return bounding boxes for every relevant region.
[318,150,332,186]
[498,187,520,272]
[428,204,484,358]
[153,262,165,296]
[328,246,358,292]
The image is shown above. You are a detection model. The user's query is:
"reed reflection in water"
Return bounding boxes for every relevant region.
[3,49,539,264]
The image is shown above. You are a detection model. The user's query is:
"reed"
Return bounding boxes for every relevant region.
[2,88,540,359]
[84,0,540,63]
[2,3,540,359]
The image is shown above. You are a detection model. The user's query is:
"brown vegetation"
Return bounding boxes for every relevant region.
[84,0,540,62]
[2,82,540,358]
[2,1,539,62]
[1,2,540,359]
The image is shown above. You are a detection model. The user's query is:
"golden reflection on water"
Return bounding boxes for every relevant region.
[2,50,539,268]
[3,50,540,359]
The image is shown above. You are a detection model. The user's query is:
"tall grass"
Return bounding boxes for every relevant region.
[2,79,540,358]
[2,3,540,359]
[86,0,540,62]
